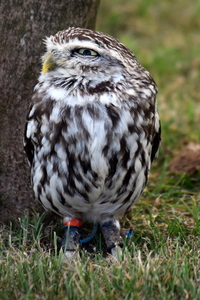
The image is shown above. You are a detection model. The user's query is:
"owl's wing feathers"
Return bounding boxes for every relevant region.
[24,123,34,166]
[151,119,161,163]
[24,104,36,166]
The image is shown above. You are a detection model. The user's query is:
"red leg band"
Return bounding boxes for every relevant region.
[64,218,83,227]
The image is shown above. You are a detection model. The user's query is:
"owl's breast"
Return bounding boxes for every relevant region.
[28,99,152,219]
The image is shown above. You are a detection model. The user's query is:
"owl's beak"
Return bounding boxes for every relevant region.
[42,53,55,74]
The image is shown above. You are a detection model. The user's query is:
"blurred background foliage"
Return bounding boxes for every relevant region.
[96,0,200,159]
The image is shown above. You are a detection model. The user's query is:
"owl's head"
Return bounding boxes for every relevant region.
[41,27,137,80]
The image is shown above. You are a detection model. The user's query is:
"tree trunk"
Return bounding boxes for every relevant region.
[0,0,100,223]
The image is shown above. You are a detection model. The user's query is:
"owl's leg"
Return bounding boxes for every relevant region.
[62,217,82,258]
[100,218,123,256]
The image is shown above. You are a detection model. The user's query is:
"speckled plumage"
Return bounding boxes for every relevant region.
[24,27,161,253]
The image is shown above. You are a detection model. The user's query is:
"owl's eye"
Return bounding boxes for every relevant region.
[75,48,99,57]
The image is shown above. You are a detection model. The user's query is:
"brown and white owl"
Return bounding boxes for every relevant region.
[24,27,161,257]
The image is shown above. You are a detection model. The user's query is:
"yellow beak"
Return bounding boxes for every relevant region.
[42,53,55,74]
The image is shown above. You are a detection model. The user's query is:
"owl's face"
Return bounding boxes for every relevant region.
[41,27,136,81]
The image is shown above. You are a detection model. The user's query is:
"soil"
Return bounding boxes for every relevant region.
[168,143,200,175]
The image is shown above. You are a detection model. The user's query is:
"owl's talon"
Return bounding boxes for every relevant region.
[106,245,123,263]
[63,250,81,262]
[110,245,122,257]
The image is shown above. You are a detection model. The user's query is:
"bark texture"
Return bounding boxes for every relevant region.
[0,0,100,222]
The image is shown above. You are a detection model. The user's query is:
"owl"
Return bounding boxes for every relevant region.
[24,27,161,257]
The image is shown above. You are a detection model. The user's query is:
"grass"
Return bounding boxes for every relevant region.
[1,0,200,299]
[0,202,199,300]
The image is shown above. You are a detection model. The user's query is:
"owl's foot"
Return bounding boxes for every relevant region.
[63,250,81,262]
[61,218,82,254]
[100,218,123,256]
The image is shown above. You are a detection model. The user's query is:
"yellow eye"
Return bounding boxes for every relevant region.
[76,48,98,56]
